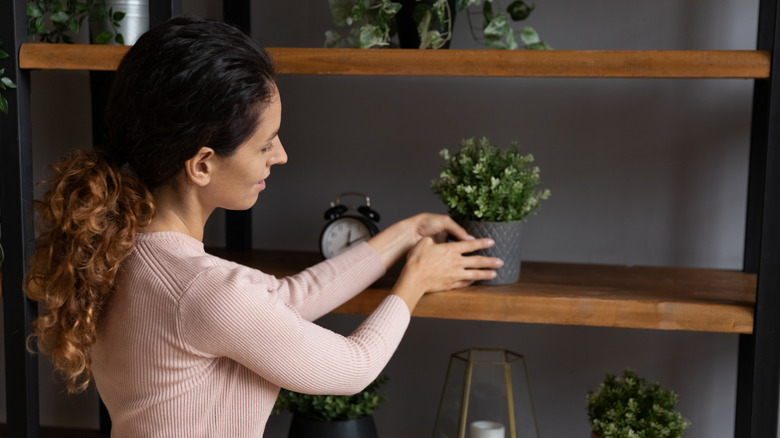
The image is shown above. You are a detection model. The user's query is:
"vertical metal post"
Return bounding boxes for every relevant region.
[0,0,40,437]
[737,0,780,436]
[224,0,252,34]
[223,0,254,252]
[149,0,182,28]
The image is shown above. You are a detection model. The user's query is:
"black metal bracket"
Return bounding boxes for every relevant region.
[1,1,40,436]
[736,0,780,436]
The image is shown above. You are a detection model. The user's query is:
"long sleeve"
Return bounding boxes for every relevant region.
[91,232,410,437]
[180,268,410,394]
[259,242,388,321]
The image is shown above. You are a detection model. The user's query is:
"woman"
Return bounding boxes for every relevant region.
[25,16,502,437]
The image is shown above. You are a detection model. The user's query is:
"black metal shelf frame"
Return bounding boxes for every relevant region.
[1,0,779,437]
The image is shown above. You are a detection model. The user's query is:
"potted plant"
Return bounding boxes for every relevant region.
[587,369,691,438]
[456,0,550,50]
[431,136,550,284]
[0,39,17,115]
[26,0,126,44]
[273,375,389,438]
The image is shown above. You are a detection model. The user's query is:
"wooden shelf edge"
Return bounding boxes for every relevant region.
[19,44,770,79]
[332,286,755,334]
[206,248,756,334]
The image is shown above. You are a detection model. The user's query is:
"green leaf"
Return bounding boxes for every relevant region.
[506,0,534,21]
[114,33,125,45]
[482,1,494,25]
[93,31,112,44]
[379,0,401,16]
[358,24,386,48]
[0,50,8,60]
[34,18,46,34]
[113,11,125,21]
[519,26,540,45]
[50,11,70,23]
[27,5,43,18]
[2,77,17,89]
[505,28,519,49]
[69,19,81,34]
[0,95,8,115]
[324,30,345,48]
[328,0,355,27]
[483,14,510,37]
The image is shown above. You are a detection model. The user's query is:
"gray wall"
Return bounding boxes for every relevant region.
[2,0,766,436]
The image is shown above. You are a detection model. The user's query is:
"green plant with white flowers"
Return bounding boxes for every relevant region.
[587,369,691,438]
[431,137,550,222]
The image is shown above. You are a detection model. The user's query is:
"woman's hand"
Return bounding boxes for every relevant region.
[391,237,503,312]
[409,213,473,244]
[367,213,475,269]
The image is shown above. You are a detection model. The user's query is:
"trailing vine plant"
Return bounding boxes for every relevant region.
[27,0,126,44]
[457,0,550,50]
[325,0,402,48]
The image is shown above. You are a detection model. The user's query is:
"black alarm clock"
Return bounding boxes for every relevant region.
[320,192,380,259]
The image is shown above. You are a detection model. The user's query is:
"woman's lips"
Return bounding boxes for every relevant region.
[254,180,266,190]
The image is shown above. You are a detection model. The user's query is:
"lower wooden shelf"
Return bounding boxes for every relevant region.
[206,249,756,334]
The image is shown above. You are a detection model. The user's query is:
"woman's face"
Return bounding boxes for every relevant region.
[208,87,287,211]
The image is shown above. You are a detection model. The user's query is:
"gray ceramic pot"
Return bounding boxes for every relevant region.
[459,220,524,285]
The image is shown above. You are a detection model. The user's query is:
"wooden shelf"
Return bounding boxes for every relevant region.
[19,43,770,78]
[206,249,756,334]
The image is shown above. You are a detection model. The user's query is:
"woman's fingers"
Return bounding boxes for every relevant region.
[414,214,474,242]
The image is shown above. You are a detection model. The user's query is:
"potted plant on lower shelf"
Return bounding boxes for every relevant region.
[587,369,691,438]
[273,375,389,438]
[431,136,550,284]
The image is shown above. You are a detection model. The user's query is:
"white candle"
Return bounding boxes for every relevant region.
[469,420,505,438]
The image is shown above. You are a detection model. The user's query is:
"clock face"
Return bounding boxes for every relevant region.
[320,216,375,259]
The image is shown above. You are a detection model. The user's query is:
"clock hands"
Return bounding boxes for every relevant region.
[346,229,367,246]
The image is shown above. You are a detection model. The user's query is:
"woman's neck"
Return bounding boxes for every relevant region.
[144,183,211,241]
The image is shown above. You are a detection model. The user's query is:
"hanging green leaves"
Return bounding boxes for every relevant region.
[457,0,550,50]
[326,0,402,48]
[26,0,125,44]
[0,40,17,115]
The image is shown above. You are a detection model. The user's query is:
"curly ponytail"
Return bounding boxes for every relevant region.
[26,149,154,393]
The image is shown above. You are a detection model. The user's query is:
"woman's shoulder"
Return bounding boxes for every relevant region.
[129,232,269,297]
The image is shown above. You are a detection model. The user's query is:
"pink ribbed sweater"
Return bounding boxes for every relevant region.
[91,232,410,437]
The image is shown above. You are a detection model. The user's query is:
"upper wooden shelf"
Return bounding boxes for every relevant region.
[19,43,771,78]
[206,249,756,334]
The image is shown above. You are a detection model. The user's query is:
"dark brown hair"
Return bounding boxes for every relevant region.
[26,16,277,393]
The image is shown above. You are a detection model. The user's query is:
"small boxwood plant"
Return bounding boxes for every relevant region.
[587,369,691,438]
[273,375,389,422]
[431,136,550,222]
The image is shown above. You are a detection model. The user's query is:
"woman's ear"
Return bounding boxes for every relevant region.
[184,147,216,187]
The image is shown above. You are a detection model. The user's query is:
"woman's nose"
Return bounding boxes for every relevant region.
[273,140,287,166]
